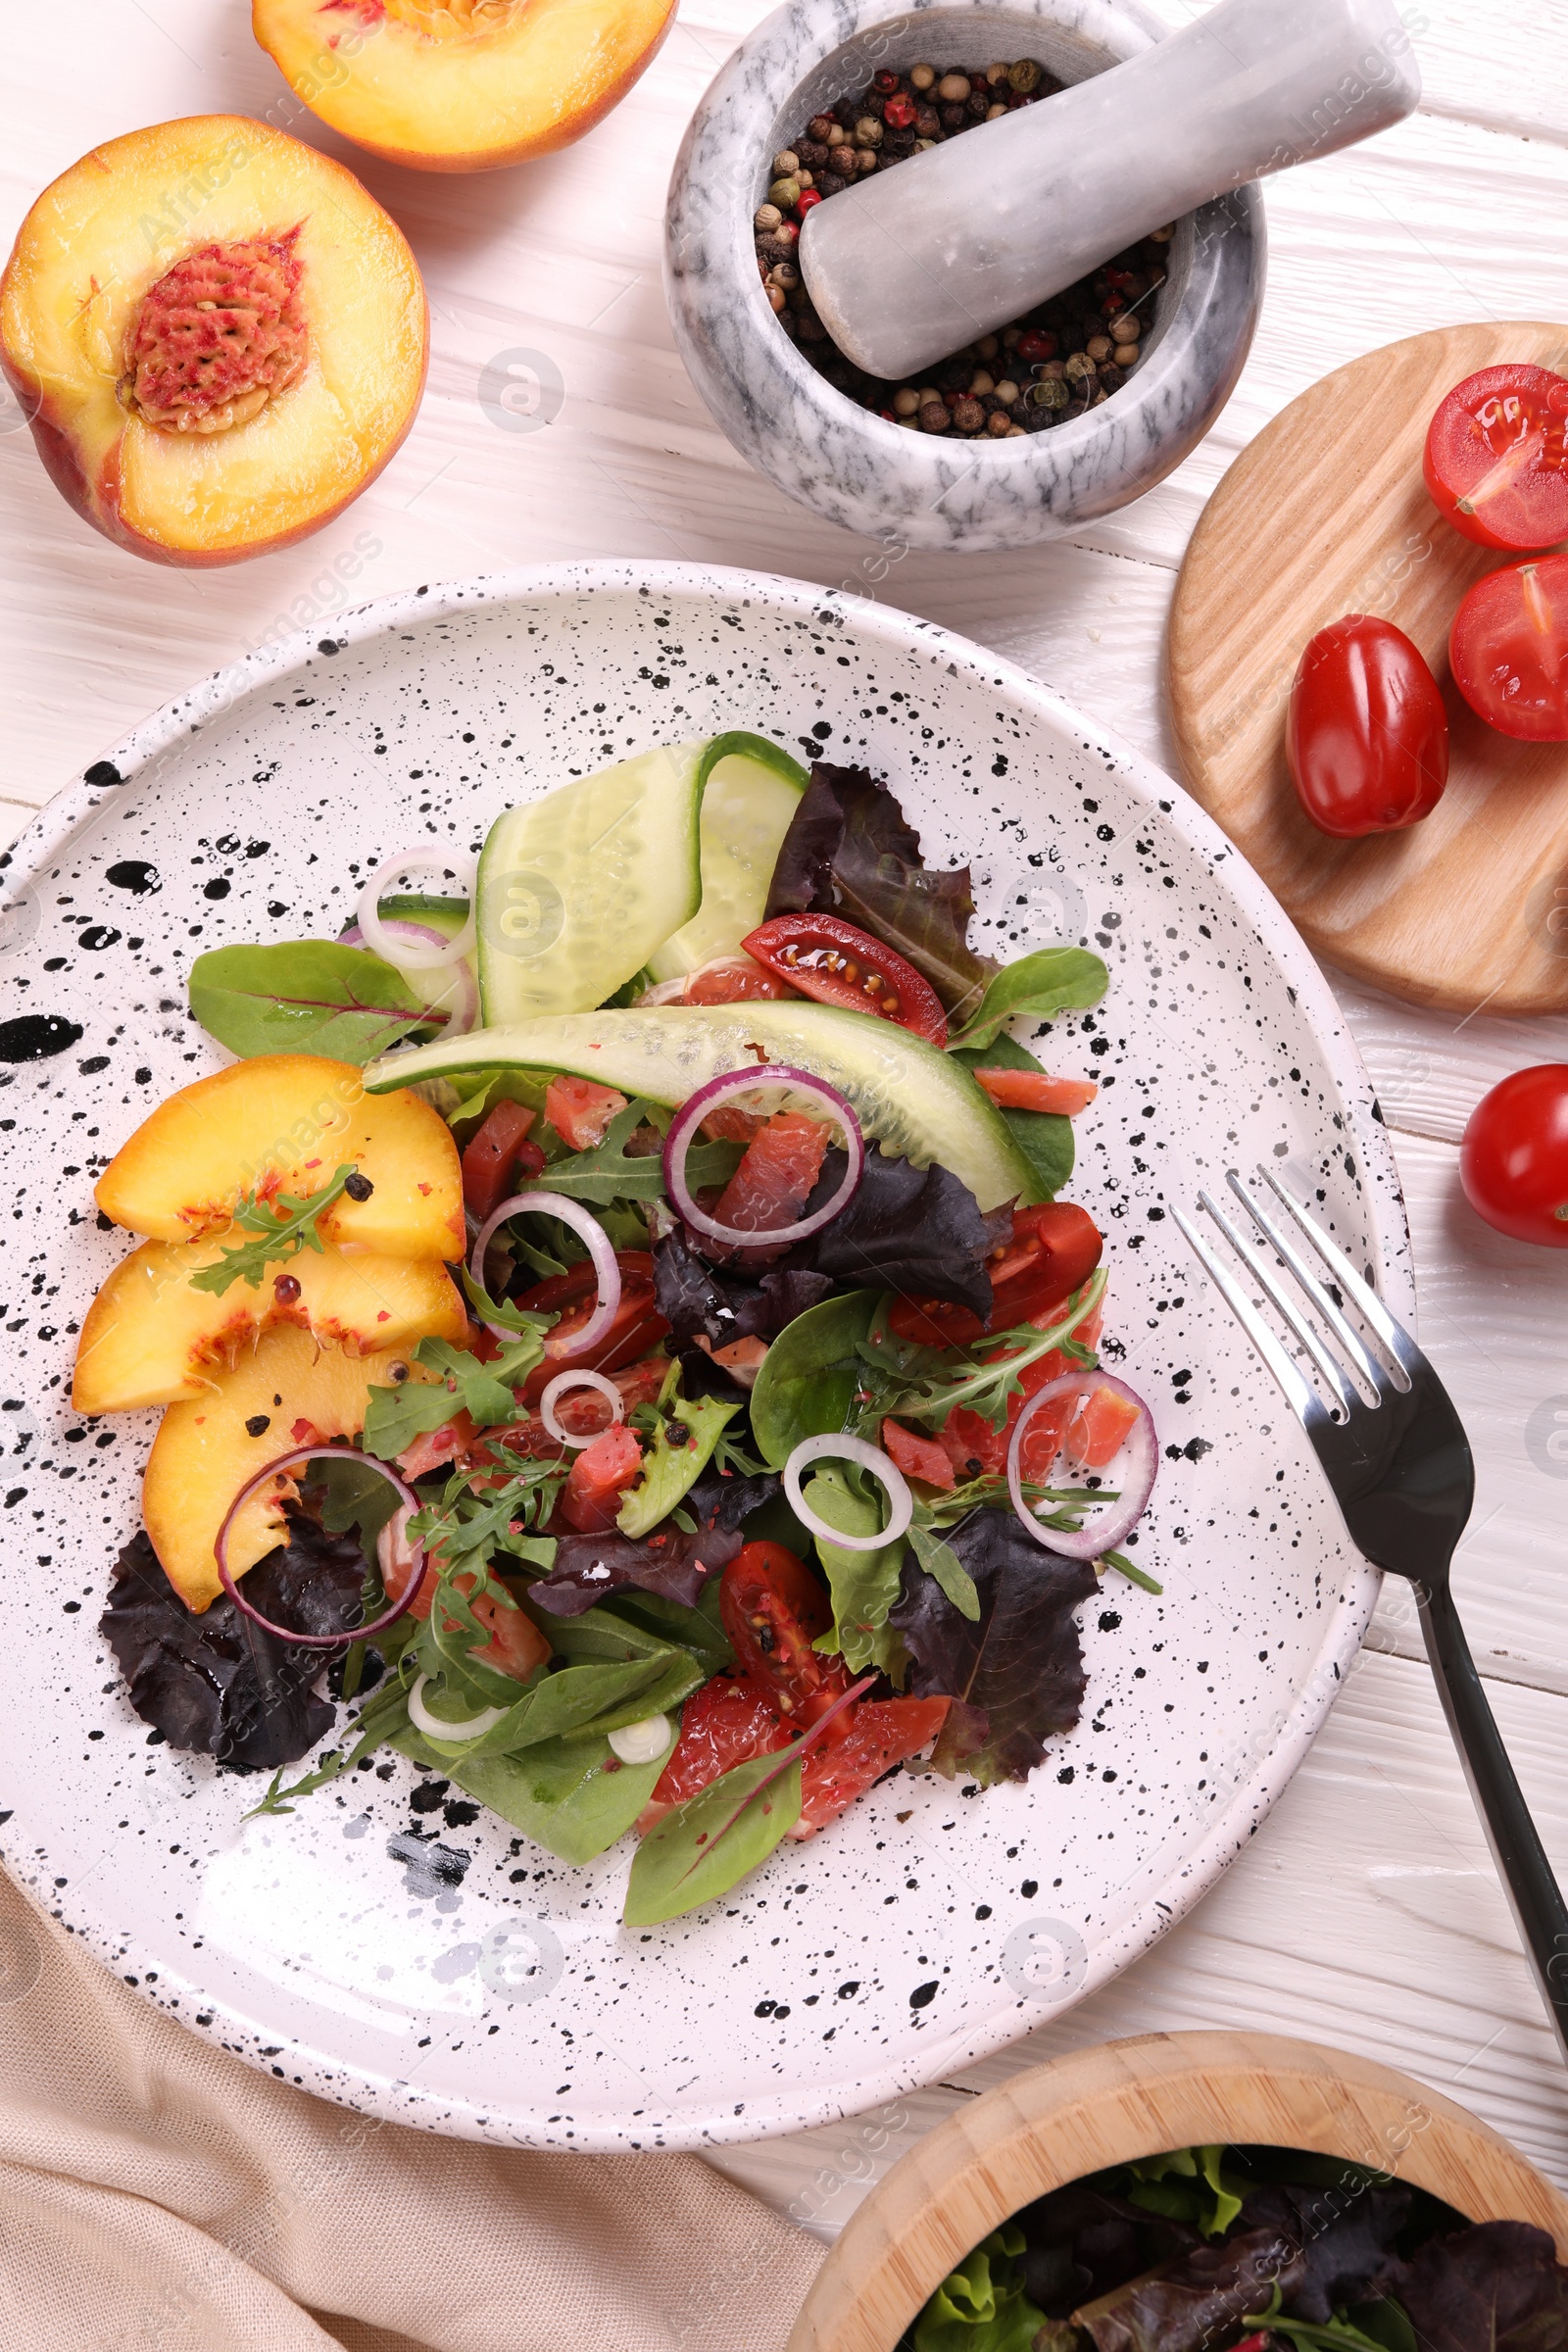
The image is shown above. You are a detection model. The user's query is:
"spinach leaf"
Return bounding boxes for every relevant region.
[617,1391,740,1538]
[749,1289,881,1468]
[189,940,446,1063]
[623,1746,804,1926]
[602,1580,734,1674]
[889,1509,1096,1785]
[394,1726,669,1864]
[764,762,996,1016]
[950,1034,1074,1200]
[804,1459,908,1678]
[946,947,1108,1053]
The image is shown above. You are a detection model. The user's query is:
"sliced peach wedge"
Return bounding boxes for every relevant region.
[95,1054,464,1258]
[252,0,676,173]
[73,1237,466,1414]
[0,116,427,564]
[143,1323,441,1610]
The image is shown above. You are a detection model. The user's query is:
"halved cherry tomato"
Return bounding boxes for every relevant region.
[461,1100,545,1220]
[1459,1064,1568,1247]
[560,1420,645,1532]
[1423,364,1568,552]
[714,1110,831,1238]
[794,1696,951,1835]
[544,1073,627,1149]
[888,1201,1102,1346]
[742,913,949,1046]
[1450,555,1568,741]
[681,954,799,1004]
[973,1068,1098,1114]
[881,1416,956,1492]
[514,1250,671,1404]
[1069,1382,1143,1469]
[639,1672,791,1827]
[1286,615,1448,836]
[719,1542,855,1727]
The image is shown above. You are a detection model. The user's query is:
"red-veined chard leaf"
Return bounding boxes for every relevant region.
[189,940,449,1063]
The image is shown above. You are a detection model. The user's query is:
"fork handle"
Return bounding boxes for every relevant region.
[1418,1579,1568,2060]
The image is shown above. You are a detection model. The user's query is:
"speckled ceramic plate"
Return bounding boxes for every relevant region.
[0,563,1410,2152]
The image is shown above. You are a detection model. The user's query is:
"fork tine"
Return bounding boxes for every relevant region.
[1198,1188,1356,1416]
[1170,1207,1318,1424]
[1260,1170,1417,1384]
[1225,1170,1387,1398]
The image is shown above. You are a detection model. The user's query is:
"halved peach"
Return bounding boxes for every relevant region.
[95,1054,464,1257]
[74,1237,466,1414]
[252,0,675,173]
[0,116,427,564]
[144,1322,439,1609]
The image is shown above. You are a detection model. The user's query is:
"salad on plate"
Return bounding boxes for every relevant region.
[80,731,1160,1925]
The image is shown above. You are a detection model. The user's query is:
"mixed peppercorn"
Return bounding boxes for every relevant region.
[755,60,1173,438]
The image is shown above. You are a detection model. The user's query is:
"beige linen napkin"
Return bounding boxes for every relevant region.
[0,1868,822,2351]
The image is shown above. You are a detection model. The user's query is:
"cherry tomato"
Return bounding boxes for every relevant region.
[719,1542,855,1727]
[1286,615,1448,837]
[742,914,949,1045]
[514,1250,671,1403]
[1449,554,1568,741]
[936,1301,1104,1481]
[795,1696,951,1833]
[1423,365,1568,552]
[461,1100,545,1220]
[1458,1065,1568,1247]
[680,954,797,1004]
[887,1201,1102,1345]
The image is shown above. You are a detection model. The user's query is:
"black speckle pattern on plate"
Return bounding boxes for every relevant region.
[0,563,1411,2151]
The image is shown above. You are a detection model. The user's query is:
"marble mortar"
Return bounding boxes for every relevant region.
[664,0,1266,553]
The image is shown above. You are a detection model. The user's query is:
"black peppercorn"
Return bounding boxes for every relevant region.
[343,1170,374,1201]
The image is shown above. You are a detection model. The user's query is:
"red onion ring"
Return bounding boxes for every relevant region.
[214,1446,424,1646]
[662,1066,863,1250]
[468,1190,622,1351]
[356,848,476,971]
[339,917,478,1038]
[1004,1372,1156,1561]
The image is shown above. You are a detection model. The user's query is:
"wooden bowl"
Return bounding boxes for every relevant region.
[787,2030,1568,2352]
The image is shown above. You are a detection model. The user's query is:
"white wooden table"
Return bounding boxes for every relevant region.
[5,0,1568,2244]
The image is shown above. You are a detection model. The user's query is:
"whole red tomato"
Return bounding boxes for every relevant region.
[1459,1065,1568,1247]
[1423,364,1568,552]
[1449,554,1568,741]
[1286,615,1448,838]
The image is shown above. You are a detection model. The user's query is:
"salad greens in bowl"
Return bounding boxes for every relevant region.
[0,564,1407,2147]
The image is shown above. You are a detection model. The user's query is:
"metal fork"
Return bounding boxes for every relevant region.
[1176,1169,1568,2063]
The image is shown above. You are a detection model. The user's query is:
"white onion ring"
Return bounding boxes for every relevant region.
[340,917,478,1037]
[407,1672,509,1745]
[539,1369,624,1448]
[636,974,692,1006]
[1004,1371,1156,1560]
[608,1712,672,1764]
[784,1433,913,1554]
[357,848,476,971]
[469,1189,622,1350]
[662,1065,863,1250]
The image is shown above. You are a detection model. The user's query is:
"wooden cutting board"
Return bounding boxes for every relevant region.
[1168,321,1568,1017]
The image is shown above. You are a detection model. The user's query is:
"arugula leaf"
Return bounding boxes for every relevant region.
[907,1518,981,1621]
[361,1326,549,1458]
[946,946,1108,1054]
[189,940,448,1064]
[187,1163,359,1297]
[951,1033,1074,1200]
[858,1274,1106,1434]
[889,1510,1097,1785]
[763,762,997,1015]
[624,1745,804,1927]
[749,1289,881,1468]
[517,1097,742,1204]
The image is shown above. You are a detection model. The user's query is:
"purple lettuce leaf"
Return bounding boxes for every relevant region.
[100,1514,365,1771]
[528,1467,779,1617]
[783,1148,1008,1316]
[1397,2220,1568,2350]
[888,1509,1096,1785]
[763,761,996,1016]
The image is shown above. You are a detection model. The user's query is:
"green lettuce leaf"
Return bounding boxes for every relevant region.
[946,947,1108,1053]
[189,940,447,1063]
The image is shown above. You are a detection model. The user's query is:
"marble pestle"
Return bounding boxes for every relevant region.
[799,0,1420,383]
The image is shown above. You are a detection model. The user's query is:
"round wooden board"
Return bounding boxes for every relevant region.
[788,2029,1568,2352]
[1168,321,1568,1016]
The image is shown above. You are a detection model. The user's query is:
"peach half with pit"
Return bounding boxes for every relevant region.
[73,1237,466,1415]
[0,116,427,564]
[143,1323,441,1610]
[95,1054,465,1259]
[251,0,676,173]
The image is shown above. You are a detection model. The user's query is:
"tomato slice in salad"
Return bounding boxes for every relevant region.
[881,1416,956,1491]
[937,1300,1105,1480]
[888,1202,1102,1346]
[713,1110,831,1239]
[461,1100,546,1219]
[741,913,949,1046]
[719,1541,856,1727]
[1423,364,1568,552]
[544,1073,628,1149]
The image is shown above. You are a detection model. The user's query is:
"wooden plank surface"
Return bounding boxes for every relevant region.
[4,0,1568,2257]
